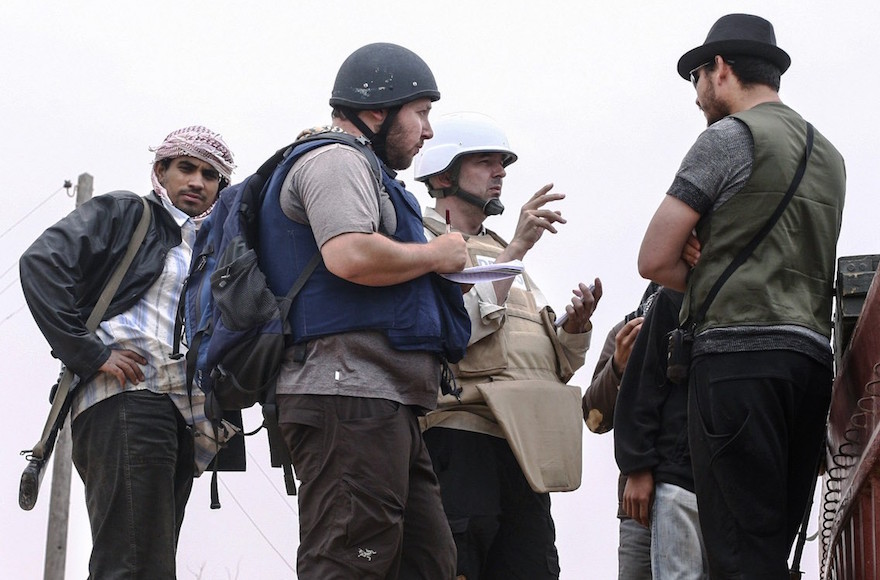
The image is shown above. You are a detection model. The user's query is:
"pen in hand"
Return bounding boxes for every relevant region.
[445,209,452,234]
[554,284,596,327]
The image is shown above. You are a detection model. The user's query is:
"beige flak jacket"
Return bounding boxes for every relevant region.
[422,213,590,492]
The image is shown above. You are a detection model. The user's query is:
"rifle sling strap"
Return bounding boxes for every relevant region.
[30,197,152,460]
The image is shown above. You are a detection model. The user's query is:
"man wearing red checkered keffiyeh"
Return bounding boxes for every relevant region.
[149,125,236,223]
[20,125,237,579]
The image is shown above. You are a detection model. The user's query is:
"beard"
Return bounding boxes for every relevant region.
[701,82,731,126]
[381,116,417,170]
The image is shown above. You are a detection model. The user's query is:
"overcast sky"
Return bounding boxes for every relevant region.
[2,1,877,578]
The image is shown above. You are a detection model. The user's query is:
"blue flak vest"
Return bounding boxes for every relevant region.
[258,141,470,363]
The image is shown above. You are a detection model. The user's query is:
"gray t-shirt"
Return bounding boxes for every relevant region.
[667,118,830,364]
[275,143,439,410]
[668,117,753,215]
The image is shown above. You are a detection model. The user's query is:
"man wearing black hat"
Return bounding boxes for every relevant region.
[638,13,845,578]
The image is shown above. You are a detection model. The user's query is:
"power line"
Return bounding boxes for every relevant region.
[218,478,296,573]
[245,448,298,516]
[0,303,27,327]
[0,276,19,294]
[0,184,70,242]
[0,183,74,284]
[0,262,17,281]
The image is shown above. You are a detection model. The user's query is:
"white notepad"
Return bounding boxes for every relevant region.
[439,260,524,283]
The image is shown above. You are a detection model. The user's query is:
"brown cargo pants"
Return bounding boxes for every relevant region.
[278,394,457,579]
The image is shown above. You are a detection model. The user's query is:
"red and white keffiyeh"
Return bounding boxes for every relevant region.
[149,125,236,221]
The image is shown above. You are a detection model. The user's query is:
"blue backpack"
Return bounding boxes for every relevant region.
[177,132,380,502]
[181,132,380,419]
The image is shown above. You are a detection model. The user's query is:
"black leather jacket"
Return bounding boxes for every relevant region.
[20,191,182,380]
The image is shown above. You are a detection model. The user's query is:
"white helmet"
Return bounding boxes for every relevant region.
[413,112,517,185]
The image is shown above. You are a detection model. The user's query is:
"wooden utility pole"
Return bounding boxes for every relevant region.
[74,173,94,208]
[44,172,93,580]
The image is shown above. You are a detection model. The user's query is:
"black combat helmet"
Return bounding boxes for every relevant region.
[330,42,440,110]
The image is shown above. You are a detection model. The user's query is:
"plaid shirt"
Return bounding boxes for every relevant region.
[70,195,235,475]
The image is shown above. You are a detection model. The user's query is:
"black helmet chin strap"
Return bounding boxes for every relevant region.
[339,106,400,165]
[341,107,375,141]
[455,188,505,216]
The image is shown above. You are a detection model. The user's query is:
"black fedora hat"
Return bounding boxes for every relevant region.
[677,14,791,80]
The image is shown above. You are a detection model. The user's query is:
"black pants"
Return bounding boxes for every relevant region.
[424,427,560,580]
[278,394,456,580]
[688,350,831,579]
[71,390,194,580]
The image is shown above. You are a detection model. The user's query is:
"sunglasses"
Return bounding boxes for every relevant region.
[689,61,713,88]
[689,58,736,88]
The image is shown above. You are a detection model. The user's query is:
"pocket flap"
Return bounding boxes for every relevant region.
[476,380,583,493]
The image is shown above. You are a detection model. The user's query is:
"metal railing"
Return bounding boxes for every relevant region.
[821,260,880,579]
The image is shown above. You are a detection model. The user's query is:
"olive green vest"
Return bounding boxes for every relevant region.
[681,102,845,337]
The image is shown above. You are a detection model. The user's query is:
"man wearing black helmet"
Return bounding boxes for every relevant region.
[639,14,845,577]
[262,43,470,578]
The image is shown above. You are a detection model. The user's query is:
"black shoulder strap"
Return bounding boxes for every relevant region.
[278,252,322,319]
[690,122,815,328]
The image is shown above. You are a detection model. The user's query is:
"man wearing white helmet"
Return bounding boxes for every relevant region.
[21,126,236,578]
[414,112,601,580]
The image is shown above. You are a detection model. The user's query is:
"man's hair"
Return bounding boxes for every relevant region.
[723,55,782,92]
[425,158,460,195]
